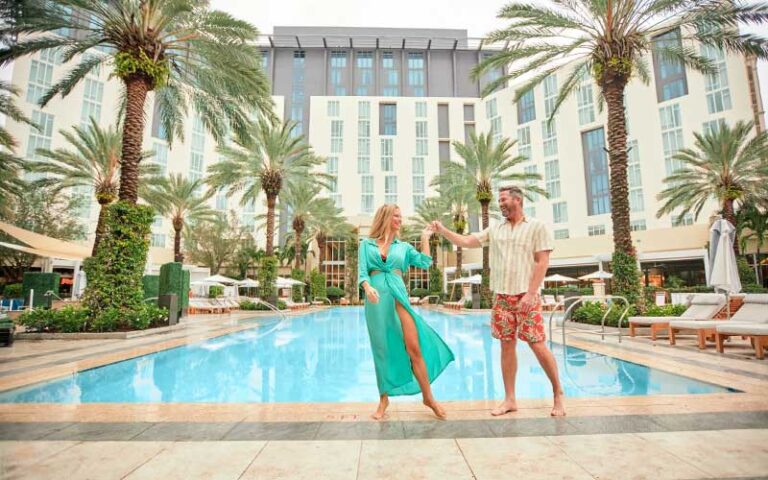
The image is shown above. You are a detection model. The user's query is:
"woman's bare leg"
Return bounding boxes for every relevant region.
[395,302,446,419]
[371,393,389,420]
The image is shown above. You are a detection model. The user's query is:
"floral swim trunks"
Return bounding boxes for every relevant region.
[491,293,546,343]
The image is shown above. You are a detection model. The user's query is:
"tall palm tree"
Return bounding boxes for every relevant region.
[432,171,479,281]
[0,81,32,214]
[143,173,217,263]
[409,197,450,259]
[737,203,768,284]
[30,119,157,255]
[1,0,273,204]
[435,132,544,303]
[476,0,768,299]
[279,182,343,269]
[208,118,327,257]
[656,121,768,254]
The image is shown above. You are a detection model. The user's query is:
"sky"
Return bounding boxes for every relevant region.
[210,0,768,118]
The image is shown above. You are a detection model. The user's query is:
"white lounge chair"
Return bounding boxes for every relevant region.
[714,294,768,358]
[669,294,766,349]
[628,293,726,340]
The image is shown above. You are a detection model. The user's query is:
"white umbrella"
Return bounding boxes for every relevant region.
[708,218,741,318]
[191,280,226,287]
[448,274,482,285]
[578,270,613,281]
[544,273,578,296]
[237,278,260,287]
[202,274,239,284]
[276,277,305,288]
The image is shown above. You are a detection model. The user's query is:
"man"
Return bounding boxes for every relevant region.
[432,185,565,417]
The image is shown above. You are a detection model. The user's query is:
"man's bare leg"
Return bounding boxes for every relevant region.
[529,341,566,416]
[491,339,519,416]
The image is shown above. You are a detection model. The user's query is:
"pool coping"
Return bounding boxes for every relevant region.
[0,308,767,423]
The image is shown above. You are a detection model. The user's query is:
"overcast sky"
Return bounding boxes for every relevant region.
[211,0,768,117]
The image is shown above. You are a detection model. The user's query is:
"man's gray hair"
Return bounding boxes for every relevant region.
[498,185,524,200]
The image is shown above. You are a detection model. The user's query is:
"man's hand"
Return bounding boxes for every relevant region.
[365,286,380,304]
[430,221,445,235]
[519,292,540,314]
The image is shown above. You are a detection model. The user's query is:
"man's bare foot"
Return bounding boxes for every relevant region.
[371,397,389,420]
[490,400,518,416]
[551,392,566,417]
[423,399,447,420]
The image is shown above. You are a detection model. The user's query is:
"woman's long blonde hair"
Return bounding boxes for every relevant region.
[368,204,400,241]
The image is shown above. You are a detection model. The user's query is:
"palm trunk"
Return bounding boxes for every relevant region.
[118,75,151,204]
[92,200,110,256]
[723,198,740,255]
[294,227,303,270]
[265,194,277,256]
[174,227,183,263]
[603,82,634,257]
[480,200,491,305]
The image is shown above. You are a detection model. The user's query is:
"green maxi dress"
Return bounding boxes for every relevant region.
[358,238,455,396]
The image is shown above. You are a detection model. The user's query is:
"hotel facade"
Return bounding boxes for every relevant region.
[6,26,766,289]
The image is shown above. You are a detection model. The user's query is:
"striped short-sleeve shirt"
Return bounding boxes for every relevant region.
[472,217,554,296]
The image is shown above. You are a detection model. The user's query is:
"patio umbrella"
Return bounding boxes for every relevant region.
[276,277,305,287]
[237,278,259,287]
[544,273,577,296]
[202,274,239,284]
[447,274,482,285]
[708,218,741,319]
[578,270,613,281]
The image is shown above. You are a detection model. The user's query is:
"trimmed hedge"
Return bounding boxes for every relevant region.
[22,272,61,307]
[291,268,305,302]
[16,304,169,333]
[411,288,429,298]
[158,262,189,317]
[208,285,224,298]
[142,275,160,300]
[2,283,23,299]
[326,286,345,302]
[309,269,326,300]
[258,256,278,302]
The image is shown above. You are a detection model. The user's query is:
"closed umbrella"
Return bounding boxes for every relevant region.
[708,218,741,318]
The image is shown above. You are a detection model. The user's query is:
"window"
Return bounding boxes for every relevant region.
[413,157,425,207]
[660,104,684,176]
[260,50,269,72]
[630,219,647,231]
[189,116,205,184]
[330,51,348,96]
[524,205,536,218]
[216,190,227,211]
[517,127,531,161]
[490,117,502,145]
[581,128,611,216]
[542,120,557,157]
[517,88,536,124]
[627,140,644,212]
[357,151,370,174]
[479,51,503,93]
[407,52,425,97]
[358,120,370,138]
[577,84,595,125]
[439,141,450,162]
[524,165,538,201]
[485,98,497,119]
[151,234,166,248]
[358,101,371,119]
[327,100,340,117]
[415,120,428,139]
[543,74,558,118]
[652,29,688,102]
[464,124,475,144]
[356,52,373,95]
[672,213,694,227]
[151,96,167,140]
[437,104,449,138]
[588,225,606,236]
[385,176,397,204]
[703,118,726,135]
[327,157,341,207]
[330,120,343,153]
[545,159,561,199]
[321,238,346,288]
[361,175,374,214]
[152,216,164,228]
[416,120,428,155]
[27,51,55,104]
[379,103,397,135]
[415,101,427,118]
[26,111,54,171]
[463,104,475,122]
[291,50,306,136]
[554,229,569,240]
[151,142,168,174]
[72,185,92,219]
[80,78,103,128]
[701,45,731,114]
[381,138,394,171]
[552,202,568,224]
[381,51,398,96]
[358,101,371,176]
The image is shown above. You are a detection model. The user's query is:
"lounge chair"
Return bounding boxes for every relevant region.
[714,294,768,358]
[628,293,725,340]
[541,294,560,312]
[669,294,765,349]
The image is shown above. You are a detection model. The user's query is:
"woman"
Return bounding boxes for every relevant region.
[358,204,455,420]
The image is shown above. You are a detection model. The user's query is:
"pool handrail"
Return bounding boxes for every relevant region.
[256,299,287,321]
[547,295,631,346]
[422,294,442,306]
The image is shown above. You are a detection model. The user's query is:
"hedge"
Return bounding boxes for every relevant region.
[22,272,61,307]
[309,269,326,300]
[2,283,23,299]
[159,262,188,317]
[142,275,160,300]
[258,256,278,302]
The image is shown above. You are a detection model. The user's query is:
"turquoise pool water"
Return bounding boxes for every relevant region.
[0,307,733,403]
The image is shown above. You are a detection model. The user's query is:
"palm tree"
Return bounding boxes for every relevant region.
[143,173,217,263]
[29,119,156,255]
[279,182,343,270]
[1,0,273,204]
[432,171,479,282]
[737,203,768,284]
[208,118,327,257]
[476,0,768,299]
[657,121,768,254]
[313,216,355,279]
[435,132,544,303]
[0,81,32,214]
[409,198,450,259]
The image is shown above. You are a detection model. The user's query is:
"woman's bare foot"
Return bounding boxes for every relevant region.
[371,396,389,420]
[551,392,566,417]
[423,398,447,420]
[490,400,518,416]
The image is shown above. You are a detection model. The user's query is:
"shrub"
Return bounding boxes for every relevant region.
[254,300,287,311]
[411,288,429,298]
[83,202,153,317]
[258,256,278,302]
[2,283,23,299]
[742,283,768,293]
[428,266,443,294]
[90,307,122,332]
[128,304,169,330]
[17,309,55,332]
[208,285,224,298]
[463,299,472,309]
[291,268,305,302]
[572,301,636,327]
[664,275,685,289]
[22,272,61,307]
[17,305,89,333]
[643,304,687,317]
[159,262,185,317]
[326,286,345,302]
[239,300,258,310]
[309,269,326,300]
[737,256,757,285]
[142,275,160,300]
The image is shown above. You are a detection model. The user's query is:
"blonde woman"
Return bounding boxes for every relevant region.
[358,204,455,420]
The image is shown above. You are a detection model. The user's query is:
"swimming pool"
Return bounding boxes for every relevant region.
[0,307,733,403]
